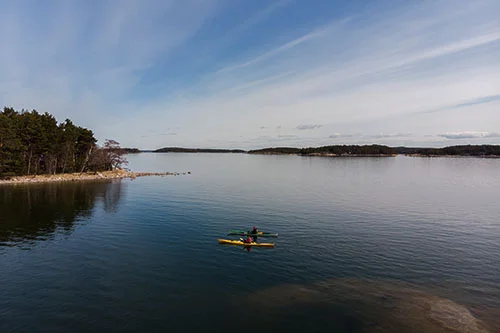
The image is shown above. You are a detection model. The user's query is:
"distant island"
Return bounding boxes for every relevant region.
[119,148,141,154]
[153,147,246,153]
[248,144,396,156]
[394,145,500,157]
[150,144,500,158]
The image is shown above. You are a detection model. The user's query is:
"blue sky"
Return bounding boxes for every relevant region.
[1,0,499,149]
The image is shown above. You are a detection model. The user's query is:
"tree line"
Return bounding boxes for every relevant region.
[0,107,126,177]
[248,145,500,156]
[395,145,500,156]
[154,147,246,153]
[248,145,396,155]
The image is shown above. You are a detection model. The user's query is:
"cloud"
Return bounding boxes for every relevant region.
[1,0,500,149]
[140,131,177,138]
[369,133,413,139]
[296,124,322,130]
[216,24,332,74]
[452,95,500,108]
[0,0,219,141]
[438,131,500,139]
[327,133,413,140]
[329,133,354,138]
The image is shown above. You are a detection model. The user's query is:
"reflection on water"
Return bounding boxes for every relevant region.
[245,278,495,333]
[0,180,124,247]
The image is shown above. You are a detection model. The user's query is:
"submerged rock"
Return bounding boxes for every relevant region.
[245,278,492,333]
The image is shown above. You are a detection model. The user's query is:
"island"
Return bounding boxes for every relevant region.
[395,145,500,157]
[143,145,500,157]
[248,144,397,156]
[153,147,246,153]
[247,144,500,157]
[119,148,141,154]
[0,107,189,184]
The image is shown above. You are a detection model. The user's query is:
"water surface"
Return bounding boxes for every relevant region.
[1,154,499,332]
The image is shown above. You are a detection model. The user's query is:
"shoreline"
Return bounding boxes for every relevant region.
[404,154,500,158]
[145,150,499,158]
[247,152,397,157]
[301,153,396,157]
[0,170,191,186]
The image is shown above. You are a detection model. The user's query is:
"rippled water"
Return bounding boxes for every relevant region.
[1,154,500,332]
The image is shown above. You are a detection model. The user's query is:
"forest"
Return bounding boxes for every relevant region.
[395,145,500,156]
[248,145,396,156]
[154,147,246,153]
[0,107,126,177]
[249,145,500,157]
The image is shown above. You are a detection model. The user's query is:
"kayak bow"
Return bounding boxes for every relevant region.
[218,239,275,248]
[227,230,278,238]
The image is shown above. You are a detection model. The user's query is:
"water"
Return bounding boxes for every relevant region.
[1,154,500,332]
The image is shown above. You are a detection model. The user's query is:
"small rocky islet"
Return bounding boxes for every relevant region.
[0,169,191,185]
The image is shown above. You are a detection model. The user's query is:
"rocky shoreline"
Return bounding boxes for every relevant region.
[0,169,191,185]
[302,153,396,157]
[404,154,500,158]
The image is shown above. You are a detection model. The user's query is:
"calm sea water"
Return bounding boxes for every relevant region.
[1,153,500,332]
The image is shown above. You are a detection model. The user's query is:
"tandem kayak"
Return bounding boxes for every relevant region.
[227,230,278,238]
[218,239,275,248]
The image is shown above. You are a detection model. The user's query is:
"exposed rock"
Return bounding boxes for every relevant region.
[0,170,190,185]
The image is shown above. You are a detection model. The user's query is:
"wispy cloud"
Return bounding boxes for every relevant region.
[1,0,499,149]
[439,131,500,139]
[452,95,500,108]
[369,133,413,139]
[216,24,334,74]
[297,124,322,130]
[227,0,292,39]
[329,133,354,138]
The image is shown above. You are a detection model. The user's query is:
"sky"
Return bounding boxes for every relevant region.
[1,0,499,149]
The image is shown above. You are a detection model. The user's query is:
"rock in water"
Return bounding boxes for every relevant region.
[245,278,491,333]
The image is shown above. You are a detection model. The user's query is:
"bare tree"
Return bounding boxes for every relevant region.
[103,139,128,170]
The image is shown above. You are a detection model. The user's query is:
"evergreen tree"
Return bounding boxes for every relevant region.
[0,107,125,177]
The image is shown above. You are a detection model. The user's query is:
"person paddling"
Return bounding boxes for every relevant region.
[250,226,259,242]
[243,236,253,244]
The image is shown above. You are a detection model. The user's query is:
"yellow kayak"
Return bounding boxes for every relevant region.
[218,239,275,248]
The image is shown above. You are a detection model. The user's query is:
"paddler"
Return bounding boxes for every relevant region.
[250,226,259,242]
[243,236,253,244]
